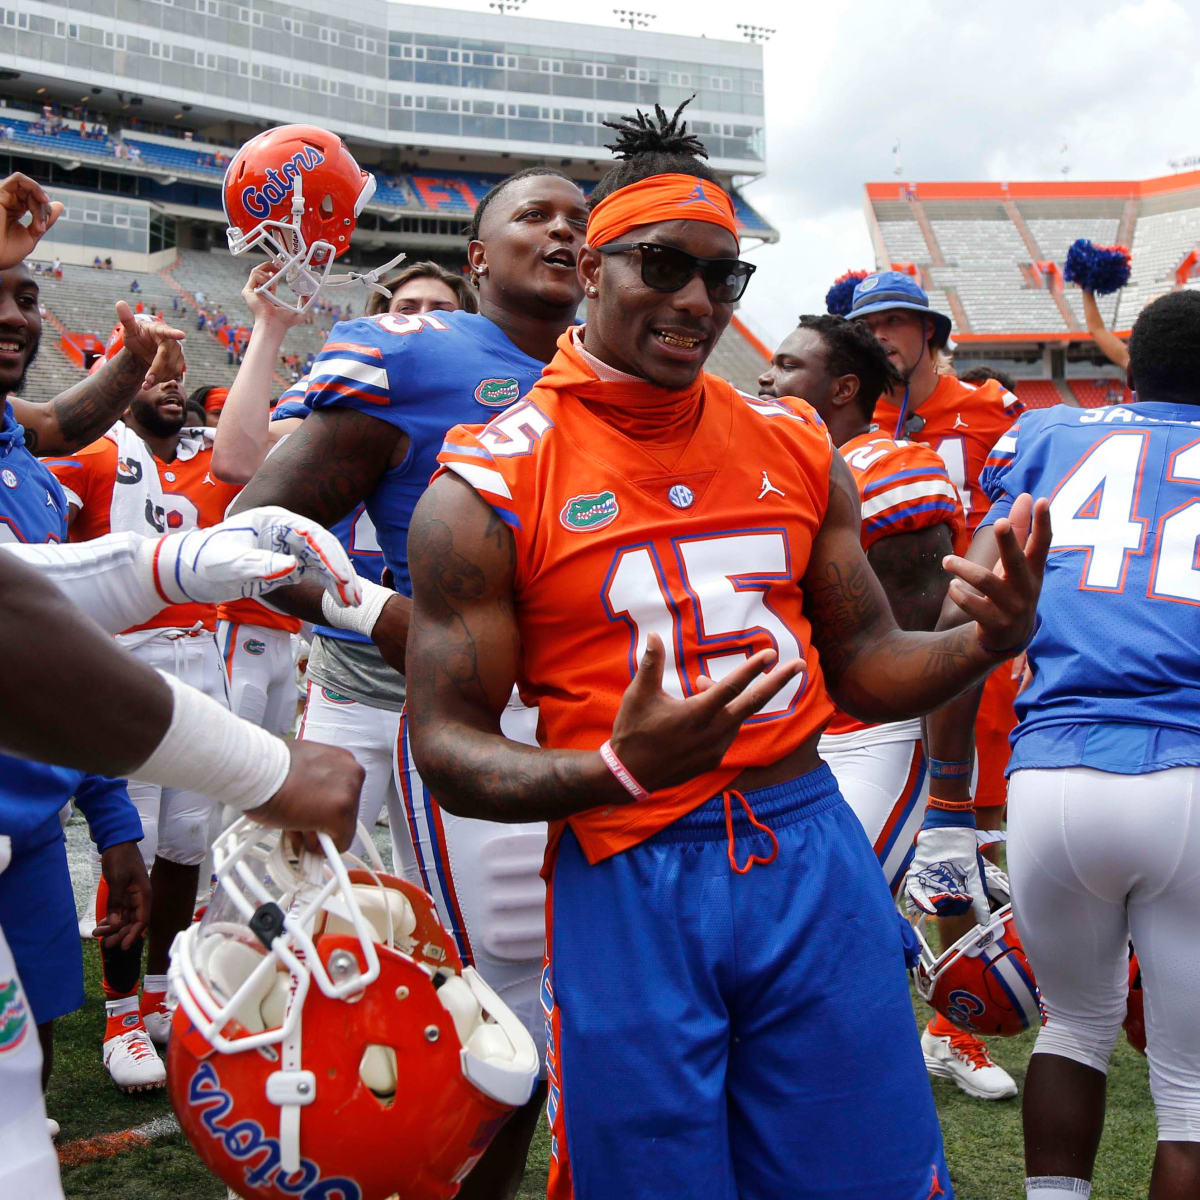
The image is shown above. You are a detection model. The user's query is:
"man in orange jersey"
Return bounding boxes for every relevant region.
[406,106,1048,1199]
[45,360,241,1091]
[759,314,1017,1102]
[845,271,1027,1094]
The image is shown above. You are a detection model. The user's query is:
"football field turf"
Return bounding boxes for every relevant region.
[56,815,1155,1198]
[51,940,1156,1200]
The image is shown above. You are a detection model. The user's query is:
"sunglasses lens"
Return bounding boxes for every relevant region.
[639,245,693,292]
[703,263,746,302]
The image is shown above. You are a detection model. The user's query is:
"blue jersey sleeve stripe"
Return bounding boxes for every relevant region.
[440,441,495,461]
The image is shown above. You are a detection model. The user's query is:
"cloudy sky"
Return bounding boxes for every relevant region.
[403,0,1200,345]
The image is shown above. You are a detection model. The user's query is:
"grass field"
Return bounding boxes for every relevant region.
[50,941,1156,1200]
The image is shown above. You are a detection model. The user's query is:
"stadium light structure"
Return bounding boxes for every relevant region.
[488,0,526,13]
[614,8,655,29]
[737,23,776,43]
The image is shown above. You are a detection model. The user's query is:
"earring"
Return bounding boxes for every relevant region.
[586,285,598,297]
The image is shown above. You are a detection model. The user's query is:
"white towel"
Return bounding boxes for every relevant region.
[108,421,215,536]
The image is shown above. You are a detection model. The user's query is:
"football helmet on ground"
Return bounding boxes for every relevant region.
[167,818,538,1200]
[222,125,404,313]
[910,867,1041,1037]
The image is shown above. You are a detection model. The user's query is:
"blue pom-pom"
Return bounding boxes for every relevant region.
[1063,239,1131,295]
[825,270,868,316]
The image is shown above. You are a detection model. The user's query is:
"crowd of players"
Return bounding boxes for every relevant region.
[0,95,1196,1200]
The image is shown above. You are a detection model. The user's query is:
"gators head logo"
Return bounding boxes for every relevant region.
[474,378,521,409]
[0,978,29,1053]
[243,639,266,656]
[560,491,619,532]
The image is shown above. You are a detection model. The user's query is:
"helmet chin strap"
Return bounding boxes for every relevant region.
[891,333,928,440]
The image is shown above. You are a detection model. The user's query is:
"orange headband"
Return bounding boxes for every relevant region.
[586,173,739,248]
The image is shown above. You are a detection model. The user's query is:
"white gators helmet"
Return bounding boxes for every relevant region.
[167,819,538,1200]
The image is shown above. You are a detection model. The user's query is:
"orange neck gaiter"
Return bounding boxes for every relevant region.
[539,328,704,448]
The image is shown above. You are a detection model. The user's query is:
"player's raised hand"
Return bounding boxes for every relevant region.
[943,493,1051,657]
[245,740,363,852]
[113,301,186,387]
[608,634,804,795]
[0,172,64,269]
[242,262,308,329]
[137,505,361,607]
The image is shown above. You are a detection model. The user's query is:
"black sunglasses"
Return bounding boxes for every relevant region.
[596,242,757,303]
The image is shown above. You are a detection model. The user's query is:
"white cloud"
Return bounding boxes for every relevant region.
[399,0,1200,347]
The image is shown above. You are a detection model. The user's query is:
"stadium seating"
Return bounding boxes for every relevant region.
[1069,379,1131,408]
[1014,380,1067,410]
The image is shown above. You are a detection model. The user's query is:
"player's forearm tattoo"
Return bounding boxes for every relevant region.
[232,408,404,525]
[407,515,488,707]
[29,352,150,453]
[805,555,889,679]
[868,526,953,633]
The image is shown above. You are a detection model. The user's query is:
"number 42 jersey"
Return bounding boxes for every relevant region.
[437,363,836,865]
[981,401,1200,774]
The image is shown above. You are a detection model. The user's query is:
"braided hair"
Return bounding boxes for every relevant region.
[589,97,721,209]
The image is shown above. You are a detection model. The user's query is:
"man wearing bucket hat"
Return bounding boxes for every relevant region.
[848,270,1025,1100]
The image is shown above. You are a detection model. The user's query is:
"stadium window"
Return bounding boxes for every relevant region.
[319,26,337,45]
[252,11,262,25]
[539,58,562,73]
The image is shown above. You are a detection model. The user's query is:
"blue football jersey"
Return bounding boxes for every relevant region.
[271,385,384,644]
[981,401,1200,773]
[0,402,68,545]
[305,310,545,595]
[0,404,140,848]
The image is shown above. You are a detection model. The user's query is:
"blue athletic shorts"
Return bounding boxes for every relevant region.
[544,765,951,1200]
[0,821,83,1026]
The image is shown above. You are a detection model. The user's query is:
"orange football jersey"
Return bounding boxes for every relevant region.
[824,431,964,737]
[46,435,241,633]
[215,596,302,633]
[873,375,1023,533]
[437,372,836,864]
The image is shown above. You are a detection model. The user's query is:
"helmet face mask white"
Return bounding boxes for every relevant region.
[168,819,539,1199]
[222,125,402,314]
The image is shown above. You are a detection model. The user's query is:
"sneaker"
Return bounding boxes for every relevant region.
[921,1019,1017,1100]
[142,1004,172,1048]
[103,1023,166,1092]
[46,1117,60,1139]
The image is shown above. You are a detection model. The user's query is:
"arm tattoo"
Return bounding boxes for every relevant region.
[48,353,148,451]
[805,555,890,679]
[231,408,404,525]
[407,515,489,708]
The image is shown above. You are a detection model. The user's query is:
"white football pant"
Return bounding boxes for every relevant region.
[117,627,228,868]
[396,692,548,1067]
[217,621,298,737]
[1009,765,1200,1142]
[819,720,928,896]
[298,682,414,877]
[0,837,64,1199]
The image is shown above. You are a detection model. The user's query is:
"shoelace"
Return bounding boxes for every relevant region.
[117,1030,157,1062]
[722,789,779,875]
[946,1026,995,1070]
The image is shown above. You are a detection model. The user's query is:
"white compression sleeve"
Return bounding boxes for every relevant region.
[0,532,162,634]
[133,673,291,812]
[320,577,391,638]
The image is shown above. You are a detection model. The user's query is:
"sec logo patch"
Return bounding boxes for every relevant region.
[1,469,17,489]
[475,378,521,408]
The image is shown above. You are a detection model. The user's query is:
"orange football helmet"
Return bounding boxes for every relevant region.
[910,869,1041,1037]
[222,125,404,313]
[167,819,538,1200]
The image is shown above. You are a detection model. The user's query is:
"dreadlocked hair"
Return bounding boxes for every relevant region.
[467,167,576,242]
[589,97,722,209]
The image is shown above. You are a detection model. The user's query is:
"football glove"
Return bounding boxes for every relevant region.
[138,505,359,607]
[904,824,990,926]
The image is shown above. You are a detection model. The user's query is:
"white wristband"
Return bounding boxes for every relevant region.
[320,577,391,638]
[133,672,291,812]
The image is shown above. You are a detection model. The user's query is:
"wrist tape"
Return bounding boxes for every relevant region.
[321,577,391,638]
[134,672,290,812]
